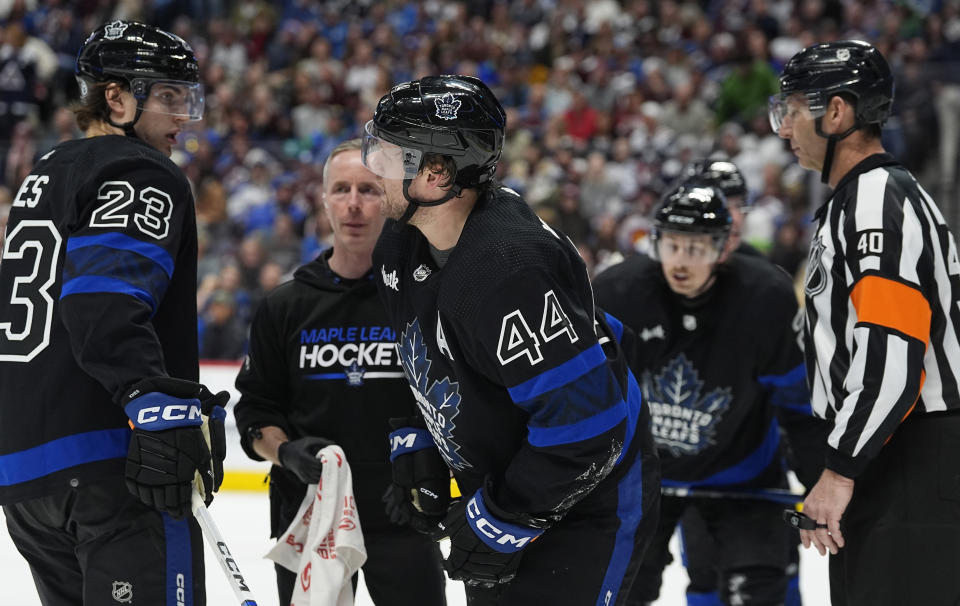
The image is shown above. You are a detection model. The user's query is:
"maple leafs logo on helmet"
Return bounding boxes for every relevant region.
[103,20,128,40]
[435,92,462,120]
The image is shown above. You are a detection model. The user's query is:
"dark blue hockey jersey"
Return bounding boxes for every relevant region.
[373,186,657,521]
[0,135,199,504]
[594,252,826,489]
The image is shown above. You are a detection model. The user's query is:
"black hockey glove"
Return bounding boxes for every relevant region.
[433,482,548,588]
[198,385,229,494]
[383,417,451,533]
[278,437,335,484]
[123,377,228,518]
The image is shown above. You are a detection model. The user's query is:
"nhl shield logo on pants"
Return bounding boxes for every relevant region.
[112,581,133,603]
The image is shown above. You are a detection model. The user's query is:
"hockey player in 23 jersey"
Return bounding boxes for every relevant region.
[593,182,827,606]
[772,40,960,605]
[0,20,226,606]
[232,140,446,606]
[363,74,661,606]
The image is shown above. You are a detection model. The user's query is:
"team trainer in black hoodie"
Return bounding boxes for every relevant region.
[233,140,446,606]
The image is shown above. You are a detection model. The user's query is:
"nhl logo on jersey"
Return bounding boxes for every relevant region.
[344,361,366,386]
[111,581,133,603]
[682,315,697,331]
[103,20,129,40]
[413,264,432,282]
[435,92,461,120]
[805,236,827,297]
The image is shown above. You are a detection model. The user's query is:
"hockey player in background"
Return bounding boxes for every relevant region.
[233,139,446,606]
[593,181,827,606]
[772,40,960,605]
[363,74,660,606]
[0,21,226,605]
[675,160,804,606]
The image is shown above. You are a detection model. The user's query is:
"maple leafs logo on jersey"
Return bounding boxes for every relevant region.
[344,361,365,387]
[398,318,472,470]
[641,353,731,456]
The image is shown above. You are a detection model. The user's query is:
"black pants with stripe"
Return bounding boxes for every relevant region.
[829,411,960,606]
[463,431,661,606]
[3,474,204,606]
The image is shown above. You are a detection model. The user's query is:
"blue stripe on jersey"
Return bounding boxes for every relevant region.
[305,373,345,380]
[661,420,781,487]
[0,428,130,486]
[527,399,627,448]
[603,311,624,343]
[507,344,607,403]
[758,363,806,387]
[594,438,646,606]
[688,591,723,606]
[619,370,642,464]
[759,364,812,413]
[67,233,174,278]
[61,276,157,312]
[162,513,193,606]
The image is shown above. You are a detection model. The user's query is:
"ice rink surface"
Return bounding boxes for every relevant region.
[1,490,831,606]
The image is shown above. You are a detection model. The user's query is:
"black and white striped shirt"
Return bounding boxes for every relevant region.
[804,153,960,478]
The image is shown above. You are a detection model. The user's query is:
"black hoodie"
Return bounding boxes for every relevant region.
[234,249,418,534]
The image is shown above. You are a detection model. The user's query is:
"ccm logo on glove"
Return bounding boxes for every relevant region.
[467,493,543,552]
[125,392,203,429]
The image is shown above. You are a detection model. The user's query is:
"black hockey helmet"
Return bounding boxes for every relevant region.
[769,40,892,183]
[76,20,204,125]
[684,159,748,204]
[363,75,505,195]
[650,180,732,261]
[769,40,893,132]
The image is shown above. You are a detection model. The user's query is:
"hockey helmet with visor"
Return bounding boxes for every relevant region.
[362,75,506,223]
[76,20,204,134]
[650,180,732,265]
[769,40,893,183]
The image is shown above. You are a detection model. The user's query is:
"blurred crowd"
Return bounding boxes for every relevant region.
[0,0,958,359]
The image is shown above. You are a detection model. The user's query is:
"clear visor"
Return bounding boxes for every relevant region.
[134,79,205,121]
[650,229,725,265]
[768,91,825,132]
[361,120,423,179]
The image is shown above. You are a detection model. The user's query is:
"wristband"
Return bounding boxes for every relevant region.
[466,489,544,553]
[389,427,435,461]
[125,391,202,430]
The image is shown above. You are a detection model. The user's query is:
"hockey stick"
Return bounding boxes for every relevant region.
[191,490,260,606]
[662,485,803,507]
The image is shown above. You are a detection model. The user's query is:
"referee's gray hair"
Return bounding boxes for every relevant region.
[322,138,363,185]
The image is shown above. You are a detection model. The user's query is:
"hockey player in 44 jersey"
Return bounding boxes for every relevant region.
[0,21,224,606]
[364,75,660,606]
[772,40,960,605]
[593,181,827,606]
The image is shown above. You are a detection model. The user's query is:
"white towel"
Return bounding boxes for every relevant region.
[266,445,367,606]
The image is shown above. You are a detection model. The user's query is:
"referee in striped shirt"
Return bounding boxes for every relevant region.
[771,40,960,605]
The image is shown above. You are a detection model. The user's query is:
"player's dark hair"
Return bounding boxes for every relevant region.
[422,153,498,197]
[71,81,124,131]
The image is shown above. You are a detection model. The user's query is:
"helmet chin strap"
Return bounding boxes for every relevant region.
[392,178,463,229]
[107,106,144,139]
[815,117,859,185]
